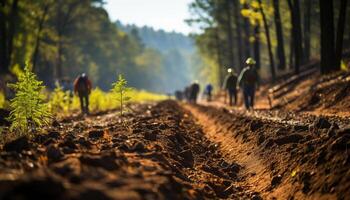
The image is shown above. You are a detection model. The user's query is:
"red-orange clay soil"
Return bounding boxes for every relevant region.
[0,99,349,200]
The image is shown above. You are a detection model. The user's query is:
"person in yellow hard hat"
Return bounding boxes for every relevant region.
[238,58,259,110]
[223,68,238,106]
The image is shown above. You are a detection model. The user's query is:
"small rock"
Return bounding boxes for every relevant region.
[88,130,104,139]
[271,174,282,188]
[4,136,29,152]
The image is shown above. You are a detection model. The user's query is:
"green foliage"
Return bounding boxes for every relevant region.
[7,63,51,135]
[49,83,71,114]
[0,91,5,109]
[111,75,133,116]
[89,87,117,112]
[341,60,348,71]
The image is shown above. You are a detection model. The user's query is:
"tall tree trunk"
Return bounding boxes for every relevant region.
[243,3,251,58]
[7,0,19,69]
[289,30,295,69]
[225,0,235,69]
[32,3,50,72]
[215,28,224,85]
[232,0,244,69]
[56,36,63,80]
[0,0,18,74]
[303,0,311,62]
[253,24,261,70]
[288,0,303,74]
[335,0,348,70]
[273,0,286,70]
[258,0,276,81]
[0,0,8,74]
[319,0,336,74]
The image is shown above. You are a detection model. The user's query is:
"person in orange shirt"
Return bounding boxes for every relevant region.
[73,73,92,114]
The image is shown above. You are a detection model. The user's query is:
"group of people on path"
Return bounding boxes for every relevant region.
[72,57,259,114]
[175,81,201,104]
[175,57,259,110]
[223,57,259,110]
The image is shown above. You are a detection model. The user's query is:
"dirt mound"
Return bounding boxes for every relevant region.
[0,101,251,199]
[189,104,350,199]
[274,71,350,116]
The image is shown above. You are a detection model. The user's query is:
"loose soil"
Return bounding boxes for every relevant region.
[0,101,253,199]
[0,100,349,200]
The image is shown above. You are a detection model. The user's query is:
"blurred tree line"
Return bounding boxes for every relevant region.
[187,0,350,84]
[0,0,202,95]
[116,22,197,93]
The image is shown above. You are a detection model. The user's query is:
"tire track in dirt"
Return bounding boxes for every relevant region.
[183,103,350,200]
[183,104,282,199]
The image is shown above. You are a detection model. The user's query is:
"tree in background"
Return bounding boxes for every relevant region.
[319,0,348,74]
[335,0,348,70]
[287,0,303,74]
[188,0,350,84]
[303,0,311,63]
[257,0,276,81]
[272,0,286,70]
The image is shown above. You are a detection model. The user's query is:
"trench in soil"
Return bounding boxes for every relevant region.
[1,100,349,199]
[183,103,350,200]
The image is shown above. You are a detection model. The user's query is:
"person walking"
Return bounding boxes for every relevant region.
[204,83,213,102]
[223,68,238,106]
[74,73,92,114]
[238,58,259,110]
[189,81,200,104]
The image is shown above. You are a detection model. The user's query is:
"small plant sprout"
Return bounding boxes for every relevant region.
[7,63,51,135]
[111,74,132,116]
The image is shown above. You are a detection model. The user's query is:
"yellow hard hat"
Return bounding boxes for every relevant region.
[246,57,256,65]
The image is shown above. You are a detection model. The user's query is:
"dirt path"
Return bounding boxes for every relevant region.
[183,104,273,196]
[0,101,258,199]
[200,98,350,127]
[183,103,350,200]
[0,100,349,199]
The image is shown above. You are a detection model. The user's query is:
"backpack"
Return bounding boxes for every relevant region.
[243,68,257,85]
[76,76,88,92]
